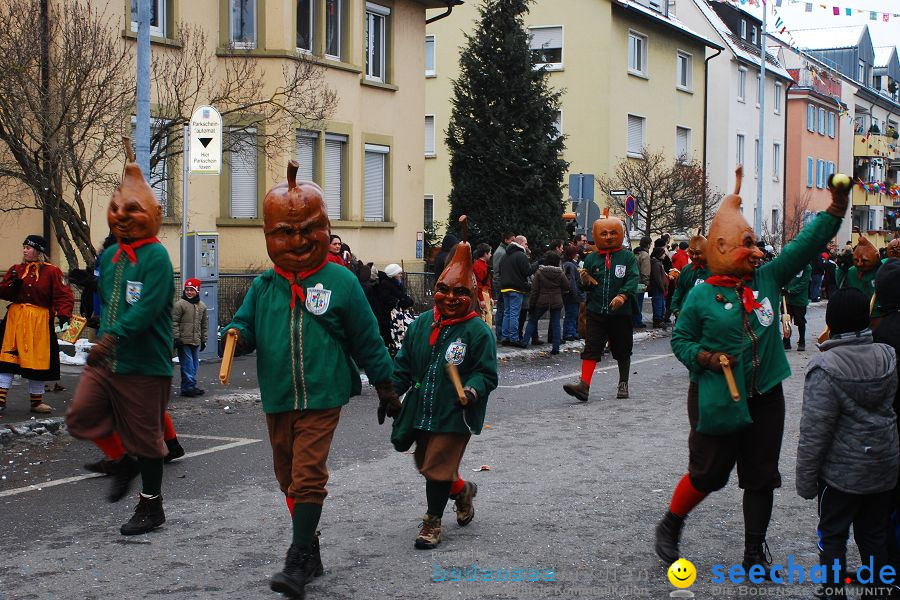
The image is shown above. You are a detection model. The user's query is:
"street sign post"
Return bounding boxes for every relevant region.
[189,106,223,174]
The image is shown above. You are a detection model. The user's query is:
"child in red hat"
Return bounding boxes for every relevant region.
[173,277,208,397]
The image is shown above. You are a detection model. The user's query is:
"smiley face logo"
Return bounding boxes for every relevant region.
[667,558,696,588]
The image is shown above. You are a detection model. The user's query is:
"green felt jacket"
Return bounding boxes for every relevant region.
[392,310,498,435]
[838,264,882,317]
[579,249,639,316]
[671,212,841,433]
[224,263,393,414]
[671,262,710,316]
[98,243,174,377]
[784,264,812,308]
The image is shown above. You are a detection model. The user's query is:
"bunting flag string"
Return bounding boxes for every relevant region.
[709,0,900,19]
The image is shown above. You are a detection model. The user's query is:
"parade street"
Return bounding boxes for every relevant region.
[0,304,860,599]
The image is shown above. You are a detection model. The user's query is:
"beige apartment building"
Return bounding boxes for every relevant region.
[425,0,720,237]
[0,0,457,273]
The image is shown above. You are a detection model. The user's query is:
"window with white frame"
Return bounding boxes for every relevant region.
[818,108,825,135]
[828,112,835,138]
[806,156,813,187]
[365,3,389,82]
[424,195,434,228]
[230,0,256,48]
[857,59,865,83]
[774,82,782,114]
[772,142,781,181]
[324,133,346,221]
[295,130,318,182]
[754,138,759,176]
[628,31,647,76]
[736,133,745,167]
[131,117,169,215]
[807,103,815,131]
[529,26,563,69]
[771,208,779,230]
[425,35,435,77]
[424,115,436,156]
[552,111,562,139]
[740,19,747,39]
[738,68,747,102]
[130,0,166,38]
[230,128,258,218]
[676,51,691,90]
[325,0,342,59]
[364,144,389,221]
[675,126,690,162]
[756,74,762,106]
[297,0,314,53]
[627,114,645,157]
[751,26,757,44]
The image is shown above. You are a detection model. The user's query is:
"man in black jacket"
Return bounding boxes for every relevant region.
[498,236,535,347]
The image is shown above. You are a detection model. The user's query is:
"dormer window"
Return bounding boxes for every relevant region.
[740,19,747,39]
[857,59,865,83]
[751,26,757,44]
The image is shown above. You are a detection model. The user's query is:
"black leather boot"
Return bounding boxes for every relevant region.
[742,533,783,580]
[271,543,320,598]
[120,494,166,535]
[654,511,684,564]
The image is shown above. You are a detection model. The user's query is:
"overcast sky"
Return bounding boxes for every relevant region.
[717,0,900,50]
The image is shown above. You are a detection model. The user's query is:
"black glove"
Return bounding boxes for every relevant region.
[374,380,401,425]
[456,388,478,410]
[200,342,206,352]
[8,268,22,291]
[174,340,183,351]
[57,317,69,329]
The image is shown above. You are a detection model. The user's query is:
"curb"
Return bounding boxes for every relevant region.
[1,417,67,447]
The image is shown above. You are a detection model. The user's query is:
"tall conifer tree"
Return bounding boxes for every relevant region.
[446,0,568,250]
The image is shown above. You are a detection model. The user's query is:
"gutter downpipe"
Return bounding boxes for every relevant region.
[781,79,794,245]
[426,2,457,24]
[702,47,723,232]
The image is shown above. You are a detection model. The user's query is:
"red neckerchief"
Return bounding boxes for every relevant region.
[273,260,328,309]
[112,237,161,264]
[705,275,762,314]
[430,306,478,346]
[595,247,623,269]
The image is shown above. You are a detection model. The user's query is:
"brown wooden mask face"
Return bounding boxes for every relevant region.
[887,239,900,259]
[688,235,707,267]
[263,162,330,272]
[107,163,163,241]
[853,237,878,272]
[706,168,764,276]
[434,242,475,319]
[591,217,625,251]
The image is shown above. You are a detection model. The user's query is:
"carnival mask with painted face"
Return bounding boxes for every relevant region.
[853,236,879,272]
[434,217,476,319]
[591,216,625,251]
[263,161,330,272]
[887,238,900,260]
[688,234,707,267]
[707,167,765,276]
[107,162,163,242]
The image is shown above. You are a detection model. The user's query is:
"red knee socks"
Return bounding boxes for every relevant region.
[163,412,176,441]
[581,360,597,385]
[450,478,465,497]
[285,496,295,517]
[93,433,125,462]
[669,473,707,518]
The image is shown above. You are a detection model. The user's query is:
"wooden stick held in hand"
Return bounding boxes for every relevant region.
[445,362,468,406]
[781,296,792,339]
[219,329,238,385]
[720,355,740,402]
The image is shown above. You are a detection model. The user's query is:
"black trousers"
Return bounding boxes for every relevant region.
[817,481,892,584]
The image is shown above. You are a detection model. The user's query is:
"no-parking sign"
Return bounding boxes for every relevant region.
[625,195,636,217]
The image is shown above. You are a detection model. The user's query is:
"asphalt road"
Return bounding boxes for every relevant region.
[0,303,872,599]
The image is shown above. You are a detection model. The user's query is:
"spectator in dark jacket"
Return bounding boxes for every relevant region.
[633,236,651,328]
[823,253,838,299]
[498,236,534,347]
[809,252,826,302]
[492,233,514,338]
[562,244,585,341]
[523,251,569,354]
[649,246,668,328]
[432,233,459,276]
[796,288,898,599]
[370,263,414,356]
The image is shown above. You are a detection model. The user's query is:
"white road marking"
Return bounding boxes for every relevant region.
[497,353,675,389]
[0,435,261,498]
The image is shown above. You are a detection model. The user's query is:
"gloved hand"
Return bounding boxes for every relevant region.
[374,380,401,425]
[456,388,478,410]
[200,342,206,352]
[696,351,739,373]
[826,173,851,218]
[87,334,118,368]
[57,317,69,330]
[8,268,22,292]
[608,294,627,311]
[578,269,594,287]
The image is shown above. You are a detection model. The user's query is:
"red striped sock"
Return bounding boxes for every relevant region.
[93,433,126,461]
[450,478,465,496]
[581,360,598,385]
[669,473,707,518]
[285,496,295,517]
[163,412,176,441]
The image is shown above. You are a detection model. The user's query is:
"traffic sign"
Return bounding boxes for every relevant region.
[625,195,636,217]
[189,106,222,174]
[609,190,627,196]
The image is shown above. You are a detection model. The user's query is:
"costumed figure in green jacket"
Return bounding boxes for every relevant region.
[837,235,883,325]
[781,263,811,351]
[670,234,709,319]
[66,141,175,536]
[391,217,498,550]
[562,213,639,402]
[654,167,849,576]
[223,161,400,600]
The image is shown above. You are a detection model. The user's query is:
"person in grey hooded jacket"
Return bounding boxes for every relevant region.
[796,288,898,598]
